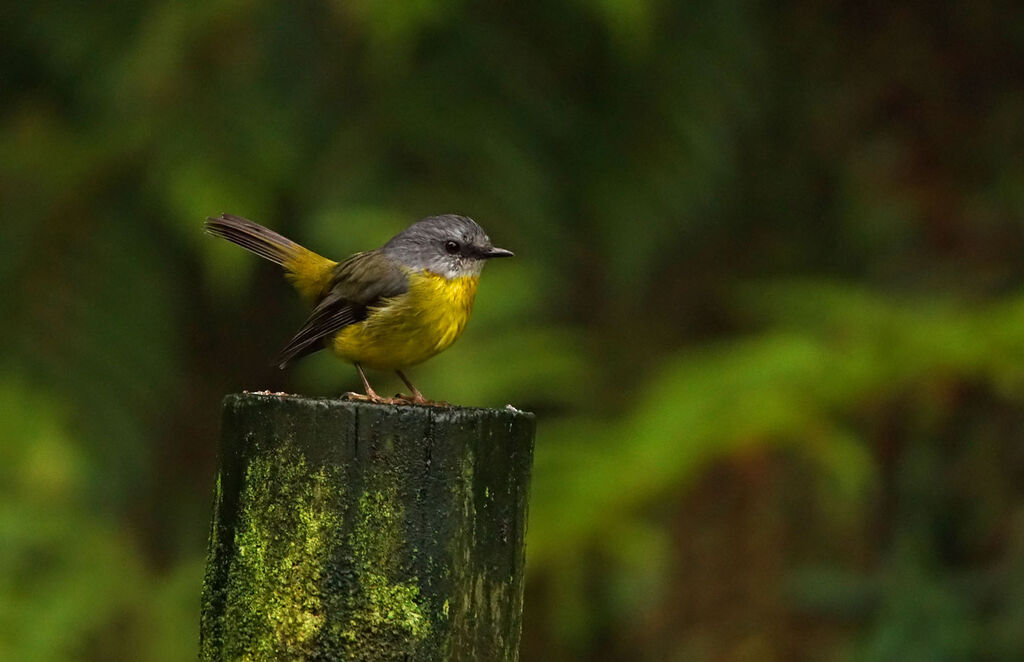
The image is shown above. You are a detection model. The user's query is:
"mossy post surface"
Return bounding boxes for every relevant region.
[200,393,535,661]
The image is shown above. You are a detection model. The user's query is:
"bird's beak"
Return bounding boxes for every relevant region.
[484,247,514,259]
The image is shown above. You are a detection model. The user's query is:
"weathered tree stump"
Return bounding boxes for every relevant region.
[200,393,535,661]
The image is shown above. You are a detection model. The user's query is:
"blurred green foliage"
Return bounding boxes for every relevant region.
[3,1,1024,659]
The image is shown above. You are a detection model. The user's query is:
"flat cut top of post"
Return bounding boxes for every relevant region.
[230,391,536,419]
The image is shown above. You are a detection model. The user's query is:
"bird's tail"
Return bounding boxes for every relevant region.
[205,213,337,303]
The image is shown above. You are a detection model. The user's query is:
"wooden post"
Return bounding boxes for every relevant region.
[200,393,535,661]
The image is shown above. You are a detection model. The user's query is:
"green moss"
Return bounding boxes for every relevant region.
[330,488,430,659]
[205,442,430,661]
[219,443,346,659]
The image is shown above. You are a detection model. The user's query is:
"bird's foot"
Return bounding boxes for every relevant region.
[342,391,390,404]
[344,391,430,405]
[392,393,449,407]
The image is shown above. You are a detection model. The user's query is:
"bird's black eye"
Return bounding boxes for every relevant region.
[444,240,460,255]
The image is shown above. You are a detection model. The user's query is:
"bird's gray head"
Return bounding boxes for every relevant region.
[383,214,513,279]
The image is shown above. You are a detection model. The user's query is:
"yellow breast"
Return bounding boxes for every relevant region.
[329,271,479,371]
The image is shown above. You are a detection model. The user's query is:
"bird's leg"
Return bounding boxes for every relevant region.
[343,362,386,403]
[395,370,428,404]
[356,363,381,400]
[393,370,446,407]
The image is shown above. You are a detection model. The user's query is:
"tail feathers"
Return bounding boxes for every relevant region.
[205,213,338,304]
[204,213,298,266]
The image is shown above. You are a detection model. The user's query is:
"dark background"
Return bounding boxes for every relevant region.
[3,1,1024,660]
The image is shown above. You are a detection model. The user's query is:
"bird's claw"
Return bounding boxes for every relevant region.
[393,393,448,407]
[341,391,448,406]
[342,391,389,404]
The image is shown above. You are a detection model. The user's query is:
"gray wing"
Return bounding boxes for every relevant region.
[274,250,409,368]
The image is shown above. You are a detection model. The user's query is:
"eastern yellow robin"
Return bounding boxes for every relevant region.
[205,213,513,404]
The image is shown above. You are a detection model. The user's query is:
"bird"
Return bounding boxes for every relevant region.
[204,213,513,404]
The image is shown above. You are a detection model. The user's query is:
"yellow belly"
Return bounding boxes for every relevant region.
[329,272,479,371]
